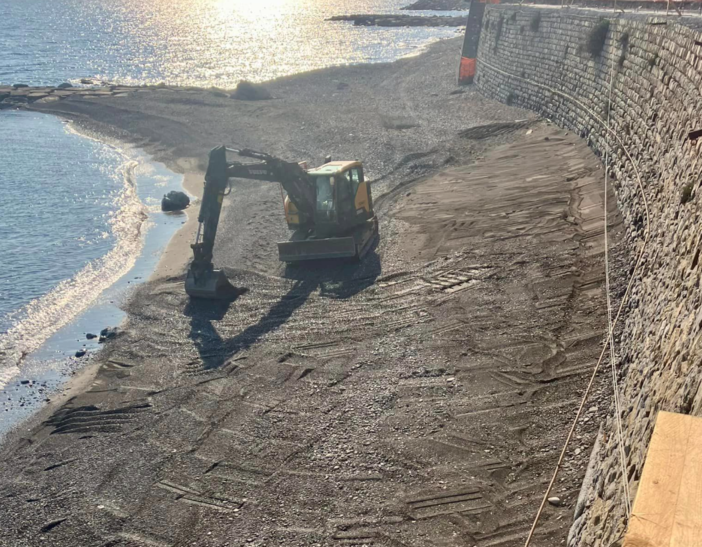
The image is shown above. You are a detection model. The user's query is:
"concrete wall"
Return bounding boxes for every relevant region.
[475,7,702,545]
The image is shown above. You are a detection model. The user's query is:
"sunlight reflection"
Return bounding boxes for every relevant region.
[3,0,461,87]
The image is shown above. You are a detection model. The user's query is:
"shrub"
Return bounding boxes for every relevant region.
[618,31,629,68]
[619,31,630,48]
[648,53,658,69]
[495,15,504,47]
[530,11,541,32]
[587,19,610,57]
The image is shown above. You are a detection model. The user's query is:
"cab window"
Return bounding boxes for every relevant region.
[349,168,363,196]
[315,176,335,211]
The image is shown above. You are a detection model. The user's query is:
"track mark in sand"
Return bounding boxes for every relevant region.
[427,321,466,336]
[376,271,414,288]
[39,516,68,533]
[422,267,495,295]
[43,458,78,472]
[155,480,240,513]
[405,486,491,520]
[116,532,172,547]
[205,461,273,485]
[181,356,227,377]
[45,402,151,435]
[293,340,355,360]
[333,529,378,543]
[280,469,383,482]
[105,359,138,370]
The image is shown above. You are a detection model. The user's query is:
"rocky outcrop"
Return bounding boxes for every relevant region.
[329,14,467,27]
[475,6,702,545]
[0,84,136,109]
[402,0,469,10]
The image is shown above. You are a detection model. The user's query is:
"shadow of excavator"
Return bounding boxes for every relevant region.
[184,244,381,371]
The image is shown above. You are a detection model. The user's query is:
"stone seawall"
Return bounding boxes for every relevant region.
[475,7,702,546]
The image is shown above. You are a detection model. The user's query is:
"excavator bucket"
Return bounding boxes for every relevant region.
[185,268,238,299]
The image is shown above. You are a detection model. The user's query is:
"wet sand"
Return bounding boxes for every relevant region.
[0,38,620,546]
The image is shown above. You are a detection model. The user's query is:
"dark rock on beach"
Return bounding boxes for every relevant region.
[161,190,190,212]
[74,349,87,358]
[98,327,118,343]
[86,333,97,340]
[11,83,28,88]
[232,80,272,101]
[57,82,73,89]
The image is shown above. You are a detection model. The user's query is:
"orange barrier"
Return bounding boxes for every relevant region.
[457,0,496,85]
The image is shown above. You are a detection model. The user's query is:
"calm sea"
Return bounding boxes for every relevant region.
[0,0,462,426]
[0,0,461,87]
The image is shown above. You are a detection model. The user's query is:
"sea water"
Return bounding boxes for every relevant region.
[0,0,462,87]
[0,0,463,430]
[0,111,184,432]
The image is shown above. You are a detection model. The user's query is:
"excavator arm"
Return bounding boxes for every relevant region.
[228,148,316,221]
[186,146,317,299]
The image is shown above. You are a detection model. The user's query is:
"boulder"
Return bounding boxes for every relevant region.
[161,190,190,212]
[12,83,28,88]
[98,327,118,343]
[75,349,87,358]
[232,81,272,101]
[86,333,97,340]
[57,82,73,89]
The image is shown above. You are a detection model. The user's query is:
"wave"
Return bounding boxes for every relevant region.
[0,158,149,389]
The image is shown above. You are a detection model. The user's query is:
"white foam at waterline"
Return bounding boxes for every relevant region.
[0,159,149,390]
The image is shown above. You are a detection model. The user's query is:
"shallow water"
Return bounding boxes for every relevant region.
[0,0,462,88]
[0,112,183,421]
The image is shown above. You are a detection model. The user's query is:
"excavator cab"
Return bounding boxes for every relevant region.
[278,161,377,262]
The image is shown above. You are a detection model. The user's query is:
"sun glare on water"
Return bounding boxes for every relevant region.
[1,0,458,91]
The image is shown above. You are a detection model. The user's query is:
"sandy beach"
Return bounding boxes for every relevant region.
[0,38,619,546]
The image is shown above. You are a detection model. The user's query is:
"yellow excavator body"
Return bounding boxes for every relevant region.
[277,160,377,263]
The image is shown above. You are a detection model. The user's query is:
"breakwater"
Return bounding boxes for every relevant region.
[473,6,702,545]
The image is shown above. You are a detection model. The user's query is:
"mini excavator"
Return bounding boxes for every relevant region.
[185,147,378,299]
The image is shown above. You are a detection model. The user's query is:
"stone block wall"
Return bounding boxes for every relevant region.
[475,7,702,546]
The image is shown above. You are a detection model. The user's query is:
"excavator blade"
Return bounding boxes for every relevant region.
[185,268,238,300]
[278,236,358,262]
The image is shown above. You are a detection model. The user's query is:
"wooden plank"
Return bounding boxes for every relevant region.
[623,411,702,547]
[671,416,702,546]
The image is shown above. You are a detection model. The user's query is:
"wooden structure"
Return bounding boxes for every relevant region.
[623,411,702,547]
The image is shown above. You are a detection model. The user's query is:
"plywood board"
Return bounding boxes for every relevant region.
[623,411,702,547]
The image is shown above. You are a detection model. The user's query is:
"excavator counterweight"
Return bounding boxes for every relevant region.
[185,146,378,299]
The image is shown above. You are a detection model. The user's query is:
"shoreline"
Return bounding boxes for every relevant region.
[0,124,186,439]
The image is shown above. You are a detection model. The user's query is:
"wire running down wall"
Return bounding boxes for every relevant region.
[474,6,702,546]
